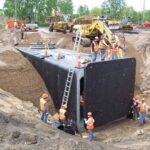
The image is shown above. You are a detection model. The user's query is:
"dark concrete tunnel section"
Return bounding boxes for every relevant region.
[17,47,136,127]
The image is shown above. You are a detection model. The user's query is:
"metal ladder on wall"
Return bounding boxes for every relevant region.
[73,30,82,51]
[61,69,74,107]
[61,30,81,107]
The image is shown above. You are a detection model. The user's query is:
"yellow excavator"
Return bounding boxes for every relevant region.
[72,20,117,47]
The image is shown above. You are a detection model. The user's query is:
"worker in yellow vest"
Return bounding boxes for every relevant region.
[91,36,99,62]
[59,104,67,126]
[39,93,49,123]
[139,98,147,125]
[84,112,95,141]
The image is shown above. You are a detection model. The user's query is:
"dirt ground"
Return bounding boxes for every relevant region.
[0,89,115,150]
[0,30,55,114]
[0,28,150,149]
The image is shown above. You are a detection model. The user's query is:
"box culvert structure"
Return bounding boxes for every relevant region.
[17,47,136,127]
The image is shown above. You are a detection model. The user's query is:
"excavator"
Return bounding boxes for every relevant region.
[72,20,117,47]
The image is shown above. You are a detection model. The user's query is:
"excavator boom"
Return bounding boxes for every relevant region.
[73,20,116,46]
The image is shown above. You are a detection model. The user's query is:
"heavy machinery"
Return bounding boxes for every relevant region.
[144,21,150,27]
[96,16,133,31]
[106,16,133,31]
[45,10,72,33]
[72,20,116,47]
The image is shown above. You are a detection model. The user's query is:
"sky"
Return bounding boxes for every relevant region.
[0,0,150,12]
[72,0,150,12]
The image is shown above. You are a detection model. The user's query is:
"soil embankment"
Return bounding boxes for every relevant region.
[0,28,150,150]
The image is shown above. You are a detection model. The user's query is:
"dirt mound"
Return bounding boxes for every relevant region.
[135,34,150,94]
[0,89,117,150]
[19,32,42,47]
[0,49,55,114]
[125,31,150,95]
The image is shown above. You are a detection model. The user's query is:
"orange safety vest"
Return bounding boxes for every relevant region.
[92,41,99,52]
[111,48,118,54]
[140,102,147,112]
[40,98,47,111]
[59,108,66,120]
[99,40,107,49]
[86,117,95,130]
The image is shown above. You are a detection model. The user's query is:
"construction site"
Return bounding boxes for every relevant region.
[1,0,150,149]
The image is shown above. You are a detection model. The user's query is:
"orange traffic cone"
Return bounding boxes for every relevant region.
[76,49,81,68]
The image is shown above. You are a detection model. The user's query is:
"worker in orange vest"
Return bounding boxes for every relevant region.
[39,93,49,123]
[20,24,25,40]
[91,36,99,62]
[59,104,67,126]
[84,112,95,141]
[99,36,109,61]
[110,43,119,60]
[139,98,147,125]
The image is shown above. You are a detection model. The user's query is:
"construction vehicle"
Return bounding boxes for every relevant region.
[144,21,150,27]
[6,20,24,29]
[72,20,116,47]
[45,9,72,33]
[6,16,38,31]
[96,16,133,31]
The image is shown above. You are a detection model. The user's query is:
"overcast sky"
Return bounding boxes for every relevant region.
[0,0,150,12]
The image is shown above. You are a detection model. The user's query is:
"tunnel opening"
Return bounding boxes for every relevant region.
[80,77,85,120]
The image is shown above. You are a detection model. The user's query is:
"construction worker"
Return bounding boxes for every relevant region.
[84,112,95,141]
[132,95,140,120]
[110,43,118,60]
[139,98,147,125]
[59,104,67,126]
[99,36,109,61]
[20,24,25,40]
[39,93,49,123]
[91,36,99,62]
[80,94,84,119]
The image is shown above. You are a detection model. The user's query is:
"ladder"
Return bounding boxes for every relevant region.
[61,69,74,107]
[73,30,82,51]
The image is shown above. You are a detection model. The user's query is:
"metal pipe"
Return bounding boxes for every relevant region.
[15,0,17,21]
[143,0,145,23]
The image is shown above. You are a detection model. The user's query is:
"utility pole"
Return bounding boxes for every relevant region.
[142,0,145,23]
[15,0,17,21]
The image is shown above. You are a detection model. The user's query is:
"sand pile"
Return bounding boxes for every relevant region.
[0,30,55,114]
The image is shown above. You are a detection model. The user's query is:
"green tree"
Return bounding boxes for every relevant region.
[57,0,73,15]
[101,0,126,20]
[144,10,150,21]
[90,7,103,17]
[77,5,89,16]
[3,0,15,18]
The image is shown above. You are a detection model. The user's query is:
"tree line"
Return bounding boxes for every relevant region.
[3,0,150,25]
